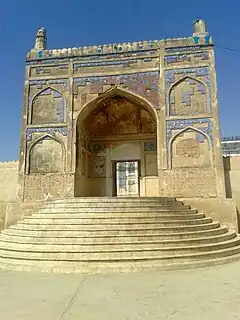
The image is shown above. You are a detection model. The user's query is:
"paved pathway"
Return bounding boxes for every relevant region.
[1,261,240,319]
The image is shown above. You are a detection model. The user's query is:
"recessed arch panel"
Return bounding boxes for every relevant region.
[28,135,65,173]
[170,127,212,168]
[31,87,66,124]
[169,76,209,116]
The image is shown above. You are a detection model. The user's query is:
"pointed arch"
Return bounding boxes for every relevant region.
[27,134,66,174]
[30,86,64,104]
[169,75,208,93]
[168,126,213,169]
[168,76,209,116]
[74,86,159,197]
[29,86,66,125]
[76,86,159,123]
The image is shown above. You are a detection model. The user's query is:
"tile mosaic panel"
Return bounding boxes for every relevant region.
[29,79,68,91]
[165,67,211,115]
[169,77,209,116]
[31,88,66,124]
[26,127,68,141]
[164,52,209,66]
[73,71,160,108]
[144,141,157,152]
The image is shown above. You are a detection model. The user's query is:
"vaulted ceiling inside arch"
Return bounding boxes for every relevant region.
[85,95,156,137]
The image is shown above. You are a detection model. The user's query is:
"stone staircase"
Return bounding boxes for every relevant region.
[0,197,240,273]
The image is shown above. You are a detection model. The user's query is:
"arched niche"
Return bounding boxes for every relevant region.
[30,87,66,124]
[170,127,212,168]
[28,135,65,173]
[169,76,209,116]
[74,87,158,197]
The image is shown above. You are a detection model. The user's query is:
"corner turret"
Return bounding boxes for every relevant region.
[34,27,47,50]
[193,19,211,44]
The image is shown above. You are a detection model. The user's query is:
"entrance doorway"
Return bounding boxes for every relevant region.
[74,89,158,197]
[113,161,140,197]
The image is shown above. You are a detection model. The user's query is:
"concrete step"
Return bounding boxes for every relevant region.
[0,232,237,252]
[0,230,236,247]
[1,225,228,241]
[0,195,239,274]
[29,210,199,219]
[1,252,240,273]
[23,213,206,224]
[38,207,195,213]
[8,221,220,235]
[51,197,177,203]
[16,217,213,230]
[0,240,240,263]
[42,203,188,209]
[0,237,240,260]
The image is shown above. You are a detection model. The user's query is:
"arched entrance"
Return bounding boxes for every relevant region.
[74,88,158,197]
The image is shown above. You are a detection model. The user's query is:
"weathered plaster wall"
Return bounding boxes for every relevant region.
[224,157,240,211]
[0,161,20,231]
[179,197,239,232]
[0,161,19,202]
[159,167,217,198]
[23,173,74,201]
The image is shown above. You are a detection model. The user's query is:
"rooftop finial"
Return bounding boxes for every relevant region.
[193,19,207,36]
[34,27,47,50]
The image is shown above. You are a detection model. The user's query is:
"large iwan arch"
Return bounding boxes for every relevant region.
[74,87,159,197]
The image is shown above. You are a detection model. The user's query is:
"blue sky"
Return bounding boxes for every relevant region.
[0,0,239,161]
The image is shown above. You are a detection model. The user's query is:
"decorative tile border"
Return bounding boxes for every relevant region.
[73,59,138,71]
[26,58,70,66]
[26,127,68,141]
[29,79,68,91]
[26,50,158,66]
[165,45,211,54]
[73,50,158,61]
[33,65,69,75]
[164,52,209,66]
[144,141,157,152]
[73,71,160,108]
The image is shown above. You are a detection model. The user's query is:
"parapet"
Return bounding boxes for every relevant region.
[27,20,212,62]
[0,161,19,168]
